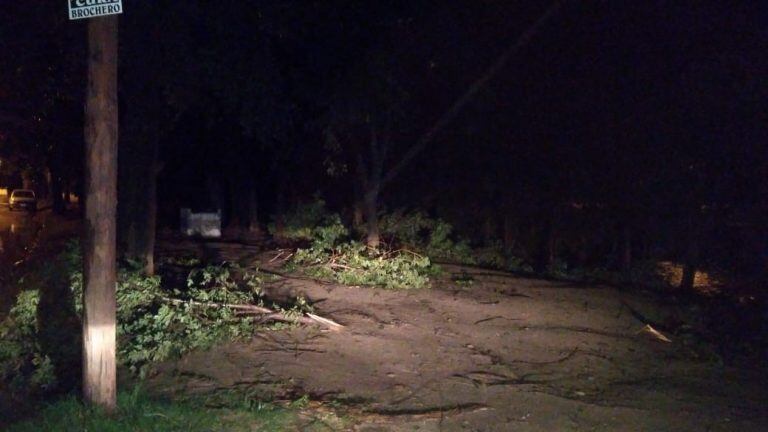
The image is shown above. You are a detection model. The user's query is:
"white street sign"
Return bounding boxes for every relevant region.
[69,0,123,20]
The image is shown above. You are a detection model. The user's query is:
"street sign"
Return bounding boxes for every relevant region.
[68,0,123,20]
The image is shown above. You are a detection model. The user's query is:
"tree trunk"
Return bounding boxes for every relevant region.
[547,227,557,268]
[353,201,363,229]
[680,236,699,291]
[143,156,158,275]
[483,213,496,245]
[577,234,589,266]
[225,177,241,229]
[621,224,632,272]
[535,212,557,272]
[679,214,701,291]
[364,189,380,248]
[119,135,159,275]
[680,262,696,291]
[273,184,286,237]
[63,179,72,204]
[82,15,118,412]
[362,126,385,249]
[247,186,260,234]
[50,169,66,214]
[352,180,364,230]
[503,215,515,250]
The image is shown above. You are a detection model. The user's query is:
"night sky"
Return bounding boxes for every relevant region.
[0,1,766,273]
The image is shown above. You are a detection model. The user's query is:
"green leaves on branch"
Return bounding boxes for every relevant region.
[268,199,343,243]
[1,243,314,393]
[277,205,434,289]
[78,261,304,377]
[378,210,474,263]
[0,290,56,392]
[293,242,432,290]
[68,261,262,377]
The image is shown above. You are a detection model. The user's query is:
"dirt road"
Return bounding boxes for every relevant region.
[0,205,41,263]
[148,243,768,431]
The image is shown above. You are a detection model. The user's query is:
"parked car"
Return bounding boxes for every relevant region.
[9,189,37,212]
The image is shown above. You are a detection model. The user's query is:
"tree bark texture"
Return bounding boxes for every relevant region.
[360,126,385,248]
[353,200,364,229]
[82,15,118,412]
[50,170,66,214]
[680,237,699,291]
[679,212,703,291]
[119,135,158,275]
[247,186,260,233]
[144,154,158,274]
[364,189,380,248]
[117,16,163,275]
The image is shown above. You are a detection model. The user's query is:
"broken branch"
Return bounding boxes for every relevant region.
[161,297,344,331]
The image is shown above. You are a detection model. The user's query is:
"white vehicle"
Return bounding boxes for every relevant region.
[9,189,37,212]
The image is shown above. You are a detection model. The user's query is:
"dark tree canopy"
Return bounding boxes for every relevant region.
[0,0,765,279]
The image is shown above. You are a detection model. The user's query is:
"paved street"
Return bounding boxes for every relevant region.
[0,203,44,319]
[0,204,41,266]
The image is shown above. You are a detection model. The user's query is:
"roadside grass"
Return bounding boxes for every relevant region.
[6,387,296,432]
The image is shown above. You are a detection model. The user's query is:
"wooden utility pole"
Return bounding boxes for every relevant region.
[82,15,118,411]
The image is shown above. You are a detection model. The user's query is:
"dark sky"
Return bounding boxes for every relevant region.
[0,1,766,216]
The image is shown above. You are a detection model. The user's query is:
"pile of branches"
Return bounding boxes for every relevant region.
[290,241,433,289]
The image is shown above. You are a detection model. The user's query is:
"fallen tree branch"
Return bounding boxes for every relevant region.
[366,402,489,418]
[382,248,425,259]
[473,315,506,325]
[621,300,674,333]
[637,324,672,343]
[269,250,287,263]
[161,297,344,331]
[452,370,554,387]
[328,262,360,271]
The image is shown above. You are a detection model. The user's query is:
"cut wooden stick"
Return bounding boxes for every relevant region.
[306,313,345,331]
[637,324,672,343]
[269,250,289,263]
